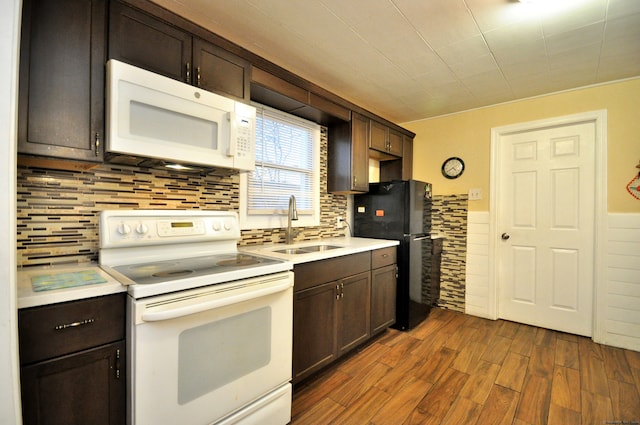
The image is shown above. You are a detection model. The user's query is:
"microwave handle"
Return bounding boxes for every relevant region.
[227,111,238,157]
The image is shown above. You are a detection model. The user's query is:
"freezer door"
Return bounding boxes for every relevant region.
[353,180,430,239]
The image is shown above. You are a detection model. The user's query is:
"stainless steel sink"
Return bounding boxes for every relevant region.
[299,245,343,252]
[272,248,312,255]
[271,244,344,255]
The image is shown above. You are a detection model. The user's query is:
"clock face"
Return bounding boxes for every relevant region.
[442,157,465,179]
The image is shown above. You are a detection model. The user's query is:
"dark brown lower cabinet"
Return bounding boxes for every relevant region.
[20,341,126,425]
[371,246,398,335]
[337,272,371,355]
[371,264,397,335]
[293,282,338,381]
[18,294,126,425]
[292,249,396,385]
[293,271,370,384]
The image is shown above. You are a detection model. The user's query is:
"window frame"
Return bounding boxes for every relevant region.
[239,103,321,230]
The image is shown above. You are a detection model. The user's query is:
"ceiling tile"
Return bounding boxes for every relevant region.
[544,22,605,56]
[448,54,500,80]
[393,0,481,48]
[434,35,492,65]
[491,38,548,67]
[606,0,640,19]
[538,0,606,36]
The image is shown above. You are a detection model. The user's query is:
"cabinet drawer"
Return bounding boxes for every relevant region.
[294,252,370,292]
[19,293,125,365]
[372,247,396,269]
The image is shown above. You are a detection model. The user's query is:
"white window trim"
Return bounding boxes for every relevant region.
[239,104,321,230]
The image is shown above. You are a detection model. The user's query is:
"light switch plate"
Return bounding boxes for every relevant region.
[468,188,482,200]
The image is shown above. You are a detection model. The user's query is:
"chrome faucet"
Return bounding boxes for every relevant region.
[286,195,299,244]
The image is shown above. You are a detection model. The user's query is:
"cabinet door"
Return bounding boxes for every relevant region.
[293,282,337,383]
[337,271,371,355]
[193,38,250,100]
[21,341,126,425]
[109,1,192,83]
[388,129,403,157]
[351,113,370,192]
[369,120,388,153]
[371,264,397,334]
[18,0,105,162]
[327,112,369,193]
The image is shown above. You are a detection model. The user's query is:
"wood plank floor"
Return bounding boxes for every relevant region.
[291,308,640,425]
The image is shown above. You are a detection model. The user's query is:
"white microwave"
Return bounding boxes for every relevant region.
[106,59,256,171]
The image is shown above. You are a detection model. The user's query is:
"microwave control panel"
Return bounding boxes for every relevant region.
[229,102,256,171]
[235,117,252,158]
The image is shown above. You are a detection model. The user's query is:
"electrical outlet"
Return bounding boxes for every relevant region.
[336,217,344,229]
[468,188,482,200]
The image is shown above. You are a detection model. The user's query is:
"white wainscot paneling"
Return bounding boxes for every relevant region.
[465,211,491,318]
[605,213,640,352]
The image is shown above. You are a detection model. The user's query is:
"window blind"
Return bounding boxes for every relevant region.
[247,106,316,215]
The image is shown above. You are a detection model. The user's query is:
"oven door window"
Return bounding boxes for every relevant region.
[178,306,271,404]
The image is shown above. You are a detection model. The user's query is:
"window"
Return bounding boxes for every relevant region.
[240,104,320,230]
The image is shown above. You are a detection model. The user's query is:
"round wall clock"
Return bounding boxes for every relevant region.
[441,157,465,179]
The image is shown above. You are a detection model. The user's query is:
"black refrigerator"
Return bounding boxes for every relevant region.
[354,179,437,330]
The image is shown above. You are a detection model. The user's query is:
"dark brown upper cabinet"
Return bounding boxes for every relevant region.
[109,1,250,101]
[251,66,350,126]
[328,112,370,194]
[18,0,106,163]
[370,120,403,158]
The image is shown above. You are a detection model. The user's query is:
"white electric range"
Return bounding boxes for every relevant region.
[99,209,293,425]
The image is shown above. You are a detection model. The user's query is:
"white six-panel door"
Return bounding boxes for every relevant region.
[497,122,595,336]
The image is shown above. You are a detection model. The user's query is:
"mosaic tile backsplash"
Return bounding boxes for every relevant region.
[17,128,349,267]
[16,124,469,311]
[430,194,469,313]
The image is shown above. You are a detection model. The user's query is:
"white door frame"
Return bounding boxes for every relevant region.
[489,110,608,343]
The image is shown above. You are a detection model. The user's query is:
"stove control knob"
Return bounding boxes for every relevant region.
[116,223,131,235]
[135,224,149,235]
[212,221,221,231]
[224,221,232,230]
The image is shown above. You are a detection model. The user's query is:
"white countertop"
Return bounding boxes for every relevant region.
[17,263,127,309]
[17,238,399,308]
[240,236,399,264]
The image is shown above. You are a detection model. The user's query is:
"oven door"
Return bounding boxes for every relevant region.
[128,271,293,425]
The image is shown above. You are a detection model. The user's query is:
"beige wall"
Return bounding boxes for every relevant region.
[403,78,640,213]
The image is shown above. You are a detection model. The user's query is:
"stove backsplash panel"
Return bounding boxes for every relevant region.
[17,128,348,267]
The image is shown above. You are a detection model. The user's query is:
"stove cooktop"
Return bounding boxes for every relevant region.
[99,210,293,298]
[111,253,283,286]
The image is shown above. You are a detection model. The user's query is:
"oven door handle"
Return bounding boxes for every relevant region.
[140,278,292,322]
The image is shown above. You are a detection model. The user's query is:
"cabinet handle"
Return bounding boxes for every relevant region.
[340,282,344,299]
[336,284,340,300]
[115,348,121,379]
[196,66,201,87]
[186,62,191,83]
[94,132,100,156]
[54,318,95,330]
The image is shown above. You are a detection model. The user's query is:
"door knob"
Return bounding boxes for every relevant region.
[501,233,510,240]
